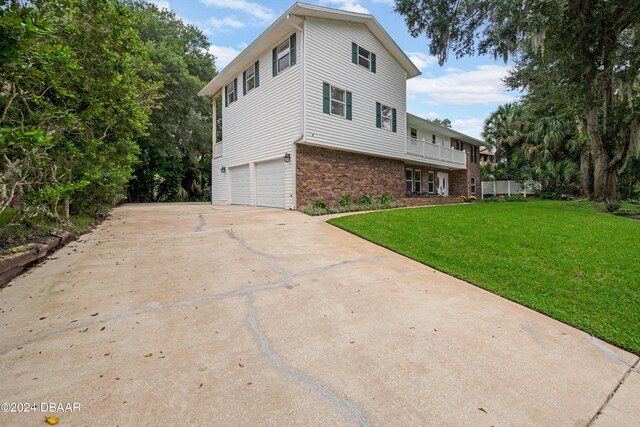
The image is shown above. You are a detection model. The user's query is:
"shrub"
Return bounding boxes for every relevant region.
[314,197,327,209]
[379,193,393,205]
[468,195,477,202]
[605,198,621,212]
[361,193,372,205]
[505,195,526,202]
[459,195,467,202]
[339,195,352,207]
[481,196,499,202]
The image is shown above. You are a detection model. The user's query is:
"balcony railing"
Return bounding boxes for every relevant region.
[406,137,466,166]
[213,141,223,158]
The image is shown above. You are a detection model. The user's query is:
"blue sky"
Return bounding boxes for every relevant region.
[151,0,521,139]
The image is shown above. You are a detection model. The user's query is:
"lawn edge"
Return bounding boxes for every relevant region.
[327,216,639,356]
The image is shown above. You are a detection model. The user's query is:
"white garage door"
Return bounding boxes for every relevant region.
[256,159,285,208]
[229,164,250,205]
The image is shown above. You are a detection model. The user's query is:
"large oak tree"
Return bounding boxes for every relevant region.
[396,0,640,200]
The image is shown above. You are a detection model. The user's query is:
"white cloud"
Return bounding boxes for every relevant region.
[321,0,369,14]
[208,16,245,30]
[408,52,437,71]
[208,45,240,69]
[371,0,394,5]
[451,118,486,139]
[150,0,170,10]
[201,0,275,22]
[407,65,516,105]
[421,112,439,120]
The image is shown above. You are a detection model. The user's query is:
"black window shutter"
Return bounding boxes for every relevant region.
[254,61,259,87]
[376,102,381,128]
[371,53,376,73]
[346,91,352,120]
[233,78,237,101]
[392,108,397,132]
[290,33,296,65]
[323,83,330,114]
[272,47,277,76]
[242,70,247,96]
[352,42,358,64]
[224,85,228,107]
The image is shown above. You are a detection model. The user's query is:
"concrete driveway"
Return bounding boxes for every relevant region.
[1,204,638,426]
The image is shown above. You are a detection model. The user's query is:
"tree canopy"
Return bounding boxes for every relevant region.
[395,0,640,200]
[0,0,217,234]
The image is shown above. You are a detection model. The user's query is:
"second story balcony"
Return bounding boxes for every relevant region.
[406,137,466,167]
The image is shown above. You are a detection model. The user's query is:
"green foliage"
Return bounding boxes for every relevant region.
[314,197,327,209]
[429,118,451,128]
[339,195,352,207]
[504,195,527,202]
[330,201,640,353]
[378,193,393,205]
[300,200,404,216]
[361,193,372,205]
[605,198,621,212]
[126,1,216,202]
[395,0,640,201]
[1,0,159,225]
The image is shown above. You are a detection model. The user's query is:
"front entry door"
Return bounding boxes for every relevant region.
[437,172,449,196]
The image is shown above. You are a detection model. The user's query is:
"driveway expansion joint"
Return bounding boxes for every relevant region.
[588,357,639,426]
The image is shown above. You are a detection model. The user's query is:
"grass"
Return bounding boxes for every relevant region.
[329,200,640,354]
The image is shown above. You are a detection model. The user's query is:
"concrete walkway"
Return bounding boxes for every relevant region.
[0,204,637,426]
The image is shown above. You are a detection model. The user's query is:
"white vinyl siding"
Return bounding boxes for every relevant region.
[305,17,406,157]
[219,31,300,208]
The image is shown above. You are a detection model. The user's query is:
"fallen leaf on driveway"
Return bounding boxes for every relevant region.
[144,353,153,357]
[79,328,88,332]
[44,416,59,425]
[238,363,244,368]
[198,367,207,372]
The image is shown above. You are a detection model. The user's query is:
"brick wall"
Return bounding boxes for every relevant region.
[450,139,482,197]
[296,144,405,207]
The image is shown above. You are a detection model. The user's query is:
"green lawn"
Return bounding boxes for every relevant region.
[329,201,640,354]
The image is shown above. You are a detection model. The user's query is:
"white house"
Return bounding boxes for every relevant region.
[198,2,486,209]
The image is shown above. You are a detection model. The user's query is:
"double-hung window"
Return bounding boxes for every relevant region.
[376,103,396,132]
[410,128,417,139]
[272,34,297,77]
[351,42,376,73]
[405,169,413,193]
[243,61,259,95]
[432,134,436,144]
[414,170,422,193]
[225,79,237,106]
[428,171,435,193]
[470,145,478,163]
[381,105,392,130]
[277,39,290,73]
[323,83,352,120]
[456,140,464,151]
[331,86,345,117]
[471,176,477,194]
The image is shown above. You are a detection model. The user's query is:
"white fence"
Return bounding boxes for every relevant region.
[481,180,540,198]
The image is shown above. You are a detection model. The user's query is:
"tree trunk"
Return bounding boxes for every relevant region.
[580,151,590,197]
[63,196,70,219]
[585,103,618,201]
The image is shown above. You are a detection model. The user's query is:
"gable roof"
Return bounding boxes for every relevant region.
[198,2,421,97]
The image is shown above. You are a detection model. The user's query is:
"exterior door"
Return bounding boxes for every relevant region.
[255,159,285,208]
[437,172,449,196]
[229,164,250,205]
